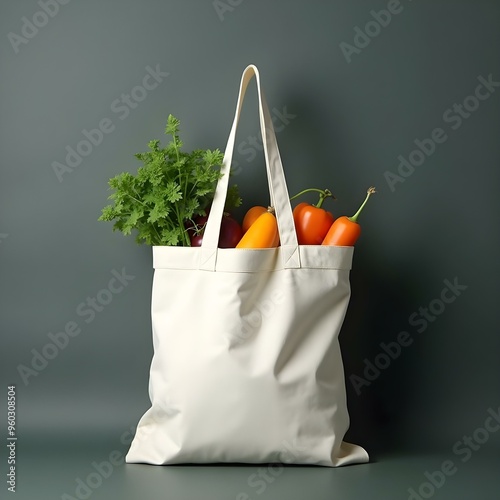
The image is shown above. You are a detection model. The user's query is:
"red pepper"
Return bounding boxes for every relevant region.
[291,188,335,245]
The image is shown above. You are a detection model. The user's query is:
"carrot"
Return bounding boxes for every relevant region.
[321,187,376,246]
[236,207,279,248]
[242,206,268,233]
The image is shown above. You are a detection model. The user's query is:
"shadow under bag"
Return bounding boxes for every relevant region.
[126,64,369,467]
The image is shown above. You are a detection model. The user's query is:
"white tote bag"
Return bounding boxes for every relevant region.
[126,65,369,467]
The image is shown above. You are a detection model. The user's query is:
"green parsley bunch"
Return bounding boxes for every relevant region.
[99,115,241,246]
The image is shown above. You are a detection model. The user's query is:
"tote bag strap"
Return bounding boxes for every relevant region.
[199,64,300,271]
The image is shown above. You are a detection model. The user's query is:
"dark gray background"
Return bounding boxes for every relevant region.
[1,1,499,499]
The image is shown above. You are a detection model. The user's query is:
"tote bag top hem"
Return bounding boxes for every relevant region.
[152,245,354,272]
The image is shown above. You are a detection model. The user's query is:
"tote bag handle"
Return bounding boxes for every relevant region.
[199,64,300,271]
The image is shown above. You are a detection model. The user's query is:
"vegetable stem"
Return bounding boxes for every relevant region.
[289,188,334,208]
[152,224,162,245]
[126,193,147,206]
[348,187,376,223]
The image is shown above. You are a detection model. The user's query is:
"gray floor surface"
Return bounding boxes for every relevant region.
[9,435,499,500]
